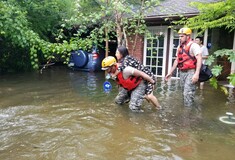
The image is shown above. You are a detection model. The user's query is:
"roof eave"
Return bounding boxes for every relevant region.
[145,12,199,21]
[144,12,199,26]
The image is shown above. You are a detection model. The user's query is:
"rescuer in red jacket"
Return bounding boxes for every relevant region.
[102,56,157,112]
[165,27,202,107]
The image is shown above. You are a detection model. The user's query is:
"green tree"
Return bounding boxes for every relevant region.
[0,0,92,72]
[13,0,77,41]
[0,0,161,72]
[175,0,235,90]
[182,0,235,31]
[73,0,160,50]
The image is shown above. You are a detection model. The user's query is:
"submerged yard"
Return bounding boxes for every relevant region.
[0,66,234,160]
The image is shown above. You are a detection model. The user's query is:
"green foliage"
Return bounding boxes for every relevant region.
[0,0,160,72]
[212,49,235,89]
[209,77,218,89]
[176,0,235,32]
[70,0,160,46]
[0,0,91,71]
[174,0,235,92]
[211,65,223,77]
[214,49,235,62]
[220,86,229,95]
[206,52,234,92]
[15,0,77,40]
[204,55,215,66]
[227,74,235,86]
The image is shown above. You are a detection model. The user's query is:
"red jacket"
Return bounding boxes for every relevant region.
[116,72,142,91]
[177,40,197,70]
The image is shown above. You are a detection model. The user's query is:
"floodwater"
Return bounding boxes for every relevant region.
[0,66,235,160]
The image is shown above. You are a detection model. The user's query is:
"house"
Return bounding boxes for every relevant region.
[126,0,235,80]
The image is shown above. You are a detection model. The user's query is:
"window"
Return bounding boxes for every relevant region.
[144,26,168,77]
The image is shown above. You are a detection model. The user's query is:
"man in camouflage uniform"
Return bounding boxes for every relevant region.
[115,46,161,109]
[165,28,202,107]
[115,81,146,112]
[101,56,155,112]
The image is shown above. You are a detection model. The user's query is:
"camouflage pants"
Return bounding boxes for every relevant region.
[115,81,146,112]
[179,69,196,107]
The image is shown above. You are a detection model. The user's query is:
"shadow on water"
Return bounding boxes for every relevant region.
[0,66,235,160]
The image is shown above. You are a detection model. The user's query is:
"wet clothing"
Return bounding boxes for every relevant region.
[118,55,155,95]
[116,71,142,91]
[176,40,200,60]
[114,66,146,112]
[176,40,201,107]
[177,41,197,70]
[179,69,196,107]
[115,81,146,112]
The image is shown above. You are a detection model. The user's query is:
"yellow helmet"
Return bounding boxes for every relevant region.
[178,27,192,35]
[101,56,116,70]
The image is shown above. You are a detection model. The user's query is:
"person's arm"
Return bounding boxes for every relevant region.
[124,66,155,84]
[165,58,178,81]
[132,69,155,84]
[195,53,202,75]
[192,44,202,83]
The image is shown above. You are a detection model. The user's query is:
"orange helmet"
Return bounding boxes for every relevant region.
[178,28,192,35]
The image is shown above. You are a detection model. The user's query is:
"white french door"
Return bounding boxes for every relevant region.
[144,26,168,77]
[168,28,180,78]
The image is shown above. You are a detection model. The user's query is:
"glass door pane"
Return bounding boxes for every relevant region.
[170,29,180,78]
[144,26,168,77]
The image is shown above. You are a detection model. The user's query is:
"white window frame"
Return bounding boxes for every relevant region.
[143,26,168,77]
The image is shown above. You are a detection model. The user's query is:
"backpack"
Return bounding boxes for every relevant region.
[184,43,213,82]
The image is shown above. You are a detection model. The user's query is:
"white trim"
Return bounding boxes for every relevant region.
[144,26,168,77]
[162,27,168,77]
[204,29,208,45]
[168,28,174,74]
[168,27,181,78]
[143,34,147,65]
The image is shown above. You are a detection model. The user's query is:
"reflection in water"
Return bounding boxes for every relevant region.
[0,66,235,160]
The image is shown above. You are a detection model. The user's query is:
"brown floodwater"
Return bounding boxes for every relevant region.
[0,66,235,160]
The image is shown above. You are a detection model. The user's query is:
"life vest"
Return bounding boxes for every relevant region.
[177,40,197,70]
[116,72,142,91]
